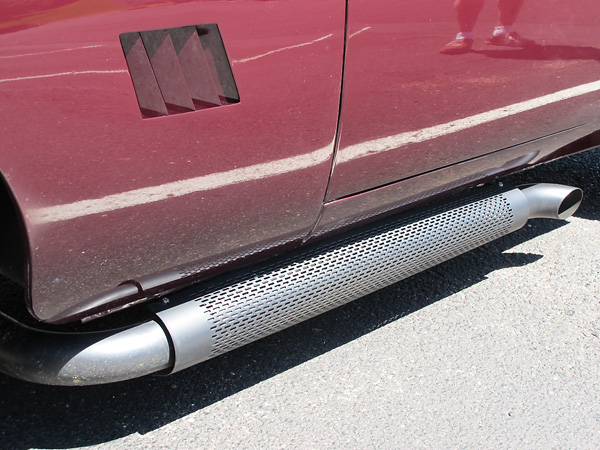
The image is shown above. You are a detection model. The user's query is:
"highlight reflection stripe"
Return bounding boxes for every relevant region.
[0,70,127,83]
[348,26,371,39]
[337,79,600,164]
[29,79,600,224]
[232,34,334,64]
[0,45,104,59]
[30,144,334,224]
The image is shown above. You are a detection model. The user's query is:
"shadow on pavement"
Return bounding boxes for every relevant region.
[0,147,598,450]
[474,44,600,62]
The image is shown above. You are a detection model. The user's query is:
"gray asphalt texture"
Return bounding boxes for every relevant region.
[1,148,599,450]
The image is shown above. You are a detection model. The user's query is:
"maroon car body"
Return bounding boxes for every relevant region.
[0,1,599,325]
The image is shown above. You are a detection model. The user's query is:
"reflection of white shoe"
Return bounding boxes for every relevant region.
[440,38,473,55]
[485,32,535,48]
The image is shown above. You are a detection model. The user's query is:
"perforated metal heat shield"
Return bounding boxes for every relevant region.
[156,185,526,371]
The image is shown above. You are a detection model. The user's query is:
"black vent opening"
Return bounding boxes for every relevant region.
[120,24,240,118]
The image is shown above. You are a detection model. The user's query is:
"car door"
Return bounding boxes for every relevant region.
[326,0,600,201]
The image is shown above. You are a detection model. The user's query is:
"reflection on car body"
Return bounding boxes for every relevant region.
[0,0,598,384]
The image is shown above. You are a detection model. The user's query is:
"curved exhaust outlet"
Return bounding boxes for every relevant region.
[0,183,582,385]
[0,311,171,385]
[519,183,583,220]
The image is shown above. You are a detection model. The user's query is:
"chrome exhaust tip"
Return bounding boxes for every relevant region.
[520,183,583,220]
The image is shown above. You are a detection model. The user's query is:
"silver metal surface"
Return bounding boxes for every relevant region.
[55,321,172,384]
[0,313,171,385]
[501,186,530,233]
[155,301,214,373]
[520,183,583,219]
[182,187,519,358]
[0,183,582,385]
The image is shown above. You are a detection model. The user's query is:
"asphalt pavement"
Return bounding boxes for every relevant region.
[1,147,599,450]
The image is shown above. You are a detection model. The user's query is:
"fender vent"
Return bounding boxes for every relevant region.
[120,25,239,118]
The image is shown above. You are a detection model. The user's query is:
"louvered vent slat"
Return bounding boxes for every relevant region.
[120,24,239,118]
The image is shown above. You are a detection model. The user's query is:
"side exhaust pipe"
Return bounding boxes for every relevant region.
[0,183,582,385]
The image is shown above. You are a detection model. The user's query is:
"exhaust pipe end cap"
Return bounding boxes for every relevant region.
[520,183,583,220]
[557,187,583,220]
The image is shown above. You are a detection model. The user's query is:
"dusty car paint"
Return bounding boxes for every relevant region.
[327,0,600,201]
[0,0,345,321]
[0,0,599,323]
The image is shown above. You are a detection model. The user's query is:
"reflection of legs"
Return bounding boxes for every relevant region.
[455,0,485,33]
[497,0,524,27]
[440,0,483,54]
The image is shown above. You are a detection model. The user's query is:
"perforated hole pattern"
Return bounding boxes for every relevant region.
[191,192,515,357]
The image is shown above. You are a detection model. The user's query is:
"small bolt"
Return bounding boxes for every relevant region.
[162,297,170,305]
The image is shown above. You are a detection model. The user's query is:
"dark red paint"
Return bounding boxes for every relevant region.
[326,0,600,201]
[0,0,345,321]
[0,0,598,323]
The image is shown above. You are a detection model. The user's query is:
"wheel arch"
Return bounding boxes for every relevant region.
[0,170,30,290]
